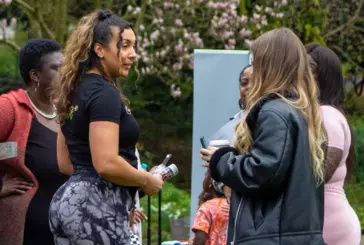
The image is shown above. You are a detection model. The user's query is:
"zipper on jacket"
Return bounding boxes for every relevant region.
[231,197,243,245]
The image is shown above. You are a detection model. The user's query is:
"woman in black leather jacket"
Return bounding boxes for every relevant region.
[201,28,327,245]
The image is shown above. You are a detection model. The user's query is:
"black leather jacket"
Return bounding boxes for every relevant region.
[210,96,325,245]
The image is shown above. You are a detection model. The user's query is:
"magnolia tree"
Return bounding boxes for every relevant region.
[0,0,286,97]
[0,0,18,50]
[123,0,285,97]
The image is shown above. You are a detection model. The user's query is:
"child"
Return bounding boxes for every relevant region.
[190,170,229,245]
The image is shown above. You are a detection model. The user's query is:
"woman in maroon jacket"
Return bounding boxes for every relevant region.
[0,39,66,245]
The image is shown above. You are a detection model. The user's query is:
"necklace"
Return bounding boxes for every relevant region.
[25,91,57,119]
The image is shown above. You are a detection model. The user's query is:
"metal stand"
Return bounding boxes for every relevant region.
[147,195,151,245]
[158,191,162,245]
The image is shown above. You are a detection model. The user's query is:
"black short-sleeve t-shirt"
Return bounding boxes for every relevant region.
[61,73,140,167]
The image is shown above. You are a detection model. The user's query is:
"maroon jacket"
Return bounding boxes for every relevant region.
[0,89,38,245]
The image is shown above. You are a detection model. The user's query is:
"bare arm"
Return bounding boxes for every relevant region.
[89,121,150,187]
[320,107,347,183]
[192,230,208,245]
[325,147,343,183]
[57,130,74,176]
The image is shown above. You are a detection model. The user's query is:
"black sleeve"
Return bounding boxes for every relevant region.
[86,84,123,124]
[209,109,294,194]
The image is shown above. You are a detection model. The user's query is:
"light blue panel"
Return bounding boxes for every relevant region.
[190,49,250,233]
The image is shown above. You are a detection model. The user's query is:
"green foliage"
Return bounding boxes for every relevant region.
[345,92,364,117]
[0,45,23,94]
[350,118,364,182]
[0,45,18,77]
[140,183,190,244]
[321,0,364,77]
[345,182,364,228]
[274,0,326,45]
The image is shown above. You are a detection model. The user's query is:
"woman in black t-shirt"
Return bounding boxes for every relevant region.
[49,10,163,245]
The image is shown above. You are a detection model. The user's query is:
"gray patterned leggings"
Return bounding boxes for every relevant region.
[49,166,133,245]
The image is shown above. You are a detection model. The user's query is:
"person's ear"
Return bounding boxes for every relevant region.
[94,43,105,59]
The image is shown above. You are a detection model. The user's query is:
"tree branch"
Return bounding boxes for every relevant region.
[36,10,55,39]
[331,45,364,72]
[13,0,34,14]
[135,1,148,28]
[0,39,21,52]
[13,0,55,39]
[0,22,20,52]
[324,0,364,38]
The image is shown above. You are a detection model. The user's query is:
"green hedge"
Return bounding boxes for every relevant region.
[140,182,190,244]
[0,46,18,77]
[351,117,364,181]
[346,182,364,228]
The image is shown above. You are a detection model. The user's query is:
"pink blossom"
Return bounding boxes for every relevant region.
[150,30,160,41]
[261,18,268,26]
[183,32,191,39]
[155,8,163,16]
[172,63,181,71]
[239,29,252,38]
[240,15,248,25]
[152,18,159,25]
[183,54,191,60]
[255,5,262,11]
[1,19,6,26]
[160,49,169,57]
[228,39,236,46]
[224,44,234,50]
[170,84,182,98]
[5,0,12,3]
[253,13,261,20]
[265,7,273,14]
[175,42,183,53]
[127,5,133,12]
[133,7,141,14]
[163,1,173,9]
[143,57,150,63]
[175,19,183,27]
[276,13,284,18]
[244,39,254,48]
[221,31,233,40]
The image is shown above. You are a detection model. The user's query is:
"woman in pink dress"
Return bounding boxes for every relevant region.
[306,43,361,245]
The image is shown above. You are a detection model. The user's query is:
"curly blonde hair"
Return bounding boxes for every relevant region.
[53,10,135,125]
[233,28,327,184]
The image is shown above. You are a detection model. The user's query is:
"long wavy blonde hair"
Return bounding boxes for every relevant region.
[54,10,134,125]
[233,28,327,183]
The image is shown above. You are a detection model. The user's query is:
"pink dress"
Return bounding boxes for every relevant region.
[321,105,361,245]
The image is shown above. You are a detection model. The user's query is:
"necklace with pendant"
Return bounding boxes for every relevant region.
[25,91,57,119]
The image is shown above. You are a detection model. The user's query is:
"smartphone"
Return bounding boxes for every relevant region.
[200,137,207,148]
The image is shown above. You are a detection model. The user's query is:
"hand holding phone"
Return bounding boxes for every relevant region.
[200,137,207,149]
